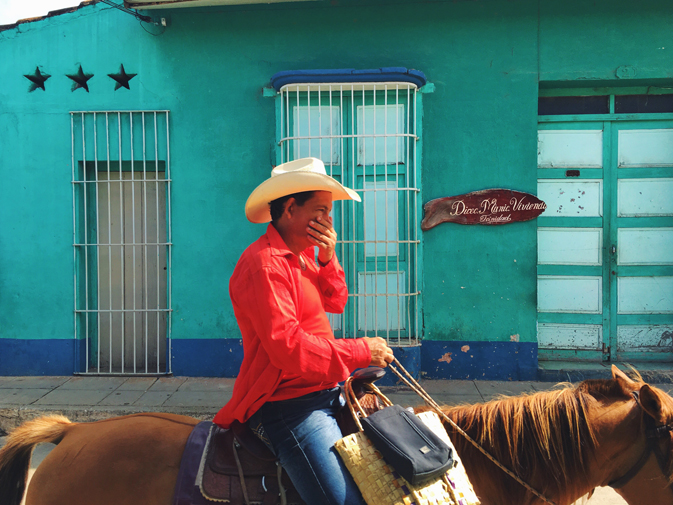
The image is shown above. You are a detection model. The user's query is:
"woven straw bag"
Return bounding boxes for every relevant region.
[334,378,480,505]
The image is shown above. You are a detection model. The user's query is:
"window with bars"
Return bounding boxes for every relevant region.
[278,83,421,345]
[71,111,172,375]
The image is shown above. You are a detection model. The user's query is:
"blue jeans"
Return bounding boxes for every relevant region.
[248,387,366,505]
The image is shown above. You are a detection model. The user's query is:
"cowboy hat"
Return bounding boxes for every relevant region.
[245,158,361,223]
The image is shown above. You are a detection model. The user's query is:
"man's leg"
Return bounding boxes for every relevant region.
[252,388,366,505]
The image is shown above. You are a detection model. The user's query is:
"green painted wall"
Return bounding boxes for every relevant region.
[0,0,670,360]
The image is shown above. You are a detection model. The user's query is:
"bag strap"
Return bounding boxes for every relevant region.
[361,382,394,408]
[343,377,366,431]
[344,376,396,433]
[386,358,558,505]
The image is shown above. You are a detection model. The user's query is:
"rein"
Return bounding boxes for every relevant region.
[386,358,558,505]
[608,390,673,489]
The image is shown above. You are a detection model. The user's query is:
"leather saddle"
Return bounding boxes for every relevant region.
[197,367,386,505]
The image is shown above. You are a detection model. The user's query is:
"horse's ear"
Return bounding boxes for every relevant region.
[611,365,637,386]
[639,384,665,423]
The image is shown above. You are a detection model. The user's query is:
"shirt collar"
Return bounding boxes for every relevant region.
[266,223,314,260]
[266,223,294,258]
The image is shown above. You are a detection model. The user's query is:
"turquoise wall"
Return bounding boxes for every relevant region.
[0,0,670,375]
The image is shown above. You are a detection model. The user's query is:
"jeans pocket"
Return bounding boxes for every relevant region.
[248,411,276,454]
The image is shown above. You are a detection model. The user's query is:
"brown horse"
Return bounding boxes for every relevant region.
[1,365,671,505]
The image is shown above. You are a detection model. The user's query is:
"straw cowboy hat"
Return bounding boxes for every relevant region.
[245,158,361,223]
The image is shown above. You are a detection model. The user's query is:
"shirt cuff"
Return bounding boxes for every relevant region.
[353,338,373,369]
[317,254,334,268]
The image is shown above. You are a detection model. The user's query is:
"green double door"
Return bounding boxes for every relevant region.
[537,119,673,361]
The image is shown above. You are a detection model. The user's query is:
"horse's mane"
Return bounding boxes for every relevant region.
[424,378,636,503]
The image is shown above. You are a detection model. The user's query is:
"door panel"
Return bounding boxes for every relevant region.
[538,323,602,350]
[612,122,673,359]
[537,122,608,360]
[617,325,673,353]
[617,277,673,314]
[538,228,602,265]
[537,130,603,168]
[617,178,673,216]
[538,276,603,313]
[618,228,673,264]
[537,180,603,216]
[618,129,673,167]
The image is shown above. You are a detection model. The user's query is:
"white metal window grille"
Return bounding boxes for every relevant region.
[278,83,421,346]
[71,111,172,375]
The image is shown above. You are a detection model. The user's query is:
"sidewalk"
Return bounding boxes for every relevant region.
[2,373,673,433]
[0,375,561,432]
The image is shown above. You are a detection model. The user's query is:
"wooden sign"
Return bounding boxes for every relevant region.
[421,189,546,230]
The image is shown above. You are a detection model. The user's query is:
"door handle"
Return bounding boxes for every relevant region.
[612,245,616,254]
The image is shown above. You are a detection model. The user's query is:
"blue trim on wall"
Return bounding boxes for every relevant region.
[171,338,245,377]
[171,339,537,381]
[0,338,537,379]
[0,339,76,376]
[270,67,427,91]
[420,341,538,381]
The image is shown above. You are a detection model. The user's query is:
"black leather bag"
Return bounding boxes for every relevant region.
[361,404,454,486]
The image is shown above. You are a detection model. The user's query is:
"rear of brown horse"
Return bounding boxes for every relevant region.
[1,366,672,505]
[0,413,198,505]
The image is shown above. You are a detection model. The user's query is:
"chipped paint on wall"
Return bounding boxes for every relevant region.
[439,352,452,364]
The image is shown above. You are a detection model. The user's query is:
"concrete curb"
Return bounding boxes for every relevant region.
[0,385,408,431]
[0,406,219,432]
[537,368,673,384]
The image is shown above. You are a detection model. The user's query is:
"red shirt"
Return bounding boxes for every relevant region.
[213,224,371,428]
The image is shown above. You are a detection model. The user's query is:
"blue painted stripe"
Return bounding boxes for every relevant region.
[0,338,538,380]
[171,339,538,381]
[420,341,539,381]
[0,339,77,376]
[171,338,245,377]
[170,338,422,382]
[270,67,427,91]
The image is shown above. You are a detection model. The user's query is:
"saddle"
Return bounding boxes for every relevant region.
[200,422,302,505]
[176,367,385,505]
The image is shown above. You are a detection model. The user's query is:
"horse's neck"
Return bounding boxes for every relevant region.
[444,398,639,505]
[588,400,646,487]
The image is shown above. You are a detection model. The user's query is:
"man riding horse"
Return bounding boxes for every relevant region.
[212,157,395,505]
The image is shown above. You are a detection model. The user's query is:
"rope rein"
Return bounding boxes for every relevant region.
[385,358,558,505]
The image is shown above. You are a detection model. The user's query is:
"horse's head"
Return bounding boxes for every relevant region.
[607,366,673,505]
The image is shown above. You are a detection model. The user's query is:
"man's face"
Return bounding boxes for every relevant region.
[288,191,333,249]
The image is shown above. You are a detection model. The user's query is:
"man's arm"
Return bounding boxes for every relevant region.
[237,265,371,381]
[308,215,350,313]
[308,215,395,367]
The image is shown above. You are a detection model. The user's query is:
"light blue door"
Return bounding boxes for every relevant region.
[610,122,673,360]
[537,118,673,361]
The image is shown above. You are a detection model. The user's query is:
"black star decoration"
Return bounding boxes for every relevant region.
[66,65,94,92]
[108,64,137,90]
[24,67,51,92]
